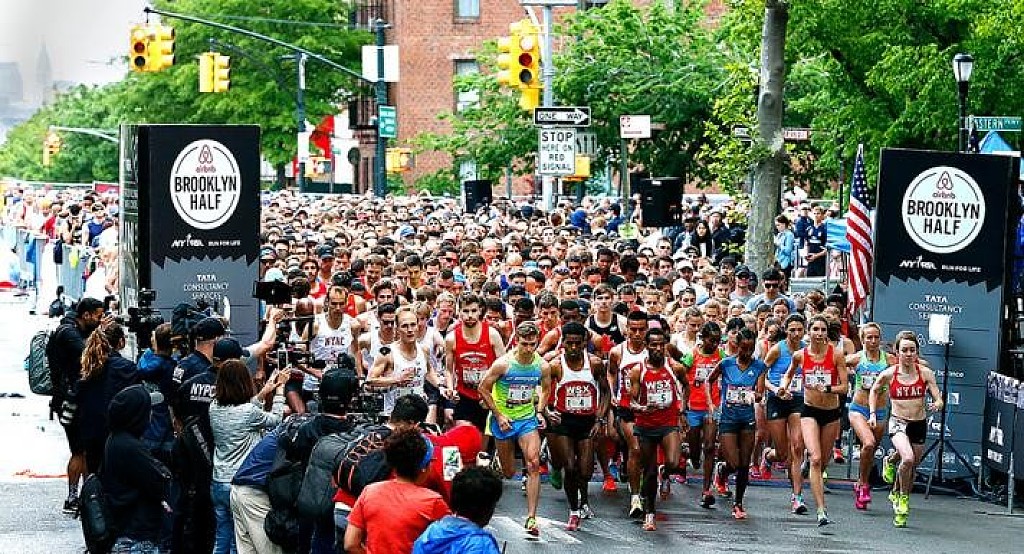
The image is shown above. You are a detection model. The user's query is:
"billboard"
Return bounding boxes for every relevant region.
[872,148,1020,478]
[120,125,261,344]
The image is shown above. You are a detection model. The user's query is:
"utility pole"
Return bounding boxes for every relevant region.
[374,19,388,198]
[540,6,555,210]
[296,53,308,192]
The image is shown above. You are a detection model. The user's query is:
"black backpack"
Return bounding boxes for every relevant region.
[296,423,390,521]
[264,414,317,550]
[80,473,113,554]
[25,328,54,396]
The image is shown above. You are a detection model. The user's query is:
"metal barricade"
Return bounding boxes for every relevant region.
[55,243,89,302]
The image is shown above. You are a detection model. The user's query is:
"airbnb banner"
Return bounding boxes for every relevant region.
[119,125,261,344]
[873,148,1020,479]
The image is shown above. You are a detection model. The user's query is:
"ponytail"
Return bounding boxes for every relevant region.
[80,324,125,381]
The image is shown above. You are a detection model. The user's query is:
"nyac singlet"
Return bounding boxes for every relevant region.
[890,366,926,401]
[616,344,649,408]
[553,354,599,416]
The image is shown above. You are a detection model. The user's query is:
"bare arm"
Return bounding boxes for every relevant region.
[923,367,944,412]
[779,350,801,397]
[490,327,507,359]
[593,355,611,420]
[478,356,509,418]
[705,360,724,409]
[868,368,894,417]
[365,354,396,387]
[422,345,441,388]
[444,333,457,391]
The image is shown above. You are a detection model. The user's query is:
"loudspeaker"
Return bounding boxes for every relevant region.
[640,177,683,227]
[463,180,493,213]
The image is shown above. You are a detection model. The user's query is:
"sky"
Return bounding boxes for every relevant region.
[0,0,147,90]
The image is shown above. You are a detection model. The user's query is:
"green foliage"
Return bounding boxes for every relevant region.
[0,0,371,181]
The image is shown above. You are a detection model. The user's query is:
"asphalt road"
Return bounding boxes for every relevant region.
[1,265,1023,553]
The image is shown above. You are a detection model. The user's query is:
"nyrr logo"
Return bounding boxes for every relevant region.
[169,139,241,230]
[901,166,986,254]
[898,256,937,270]
[170,233,205,248]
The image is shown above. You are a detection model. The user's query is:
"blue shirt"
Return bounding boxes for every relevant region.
[718,357,767,423]
[232,427,280,490]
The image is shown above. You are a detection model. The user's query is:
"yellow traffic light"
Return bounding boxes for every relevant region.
[496,32,521,88]
[198,52,214,93]
[516,20,541,89]
[43,132,61,166]
[212,54,230,93]
[519,88,540,111]
[129,24,152,72]
[386,148,413,173]
[151,25,175,71]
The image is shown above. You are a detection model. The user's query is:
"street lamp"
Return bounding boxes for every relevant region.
[952,52,974,153]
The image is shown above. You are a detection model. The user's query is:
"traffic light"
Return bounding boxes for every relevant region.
[198,52,214,93]
[495,30,521,88]
[150,25,175,71]
[42,132,62,166]
[212,54,230,93]
[516,20,541,89]
[519,88,540,111]
[129,24,152,72]
[386,148,413,173]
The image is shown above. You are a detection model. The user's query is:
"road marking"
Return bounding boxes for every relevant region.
[489,515,583,545]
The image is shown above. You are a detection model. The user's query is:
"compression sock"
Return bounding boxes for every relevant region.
[735,465,750,505]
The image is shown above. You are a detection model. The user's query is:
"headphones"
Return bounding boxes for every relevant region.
[419,434,435,471]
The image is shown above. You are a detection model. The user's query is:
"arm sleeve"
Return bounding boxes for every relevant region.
[347,494,367,529]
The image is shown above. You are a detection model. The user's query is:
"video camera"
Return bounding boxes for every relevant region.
[114,289,165,350]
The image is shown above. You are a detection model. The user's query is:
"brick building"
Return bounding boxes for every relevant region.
[347,0,726,196]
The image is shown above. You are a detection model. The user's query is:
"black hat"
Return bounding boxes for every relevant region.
[316,245,335,259]
[213,338,248,362]
[319,365,358,412]
[193,317,227,342]
[577,283,594,299]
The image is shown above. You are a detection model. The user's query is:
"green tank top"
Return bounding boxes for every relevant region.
[492,352,543,420]
[855,350,889,392]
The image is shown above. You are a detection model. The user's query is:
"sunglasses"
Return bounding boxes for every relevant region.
[764,282,779,289]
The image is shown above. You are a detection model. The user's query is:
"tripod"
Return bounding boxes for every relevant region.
[923,340,978,498]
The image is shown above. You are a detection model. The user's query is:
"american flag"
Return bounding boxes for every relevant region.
[846,144,874,315]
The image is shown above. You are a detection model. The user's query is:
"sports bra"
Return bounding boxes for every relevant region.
[890,366,926,401]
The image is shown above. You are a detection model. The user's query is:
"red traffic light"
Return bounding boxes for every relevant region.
[518,52,533,66]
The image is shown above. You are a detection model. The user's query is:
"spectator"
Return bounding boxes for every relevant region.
[101,385,172,554]
[413,466,504,554]
[76,323,139,474]
[773,215,797,279]
[344,428,450,554]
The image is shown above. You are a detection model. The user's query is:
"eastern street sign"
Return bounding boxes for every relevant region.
[970,116,1022,132]
[538,128,576,176]
[534,106,591,127]
[378,106,397,138]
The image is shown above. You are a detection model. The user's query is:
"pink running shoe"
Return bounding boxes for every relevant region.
[859,484,872,506]
[854,484,867,510]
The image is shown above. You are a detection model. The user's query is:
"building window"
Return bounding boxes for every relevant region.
[454,60,480,113]
[455,0,480,19]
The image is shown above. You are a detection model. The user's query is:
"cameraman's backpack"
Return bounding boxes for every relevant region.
[296,423,390,521]
[264,414,317,550]
[25,328,55,396]
[80,473,113,554]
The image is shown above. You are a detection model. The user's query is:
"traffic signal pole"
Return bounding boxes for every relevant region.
[143,7,393,196]
[540,6,555,211]
[297,53,308,193]
[375,19,388,198]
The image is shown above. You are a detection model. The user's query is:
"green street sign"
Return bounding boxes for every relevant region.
[970,116,1022,132]
[379,105,397,138]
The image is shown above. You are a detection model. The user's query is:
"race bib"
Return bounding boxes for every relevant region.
[394,386,419,399]
[725,386,755,406]
[442,446,462,481]
[860,373,877,391]
[789,377,803,393]
[566,394,594,412]
[506,384,534,406]
[463,369,485,386]
[805,371,830,388]
[645,382,672,409]
[695,366,711,382]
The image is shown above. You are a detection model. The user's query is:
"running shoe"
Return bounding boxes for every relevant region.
[62,496,79,517]
[882,456,897,484]
[608,462,620,482]
[732,503,748,520]
[566,512,581,531]
[861,485,872,506]
[713,462,732,497]
[580,503,595,520]
[893,512,908,528]
[759,448,773,481]
[642,513,657,531]
[476,452,493,468]
[792,493,808,515]
[602,474,618,493]
[822,469,828,485]
[629,496,644,519]
[700,490,716,509]
[895,493,909,516]
[816,508,831,527]
[853,484,867,510]
[525,516,540,536]
[833,447,846,464]
[750,465,763,480]
[550,467,563,490]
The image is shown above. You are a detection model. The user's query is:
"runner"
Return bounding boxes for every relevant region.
[545,322,610,530]
[869,332,942,527]
[760,314,809,514]
[704,327,767,519]
[679,321,724,508]
[585,284,627,493]
[478,321,553,537]
[366,307,444,418]
[444,293,506,431]
[780,315,848,526]
[606,311,650,518]
[628,327,689,531]
[845,322,895,510]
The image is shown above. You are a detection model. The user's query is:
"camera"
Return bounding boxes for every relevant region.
[115,289,165,350]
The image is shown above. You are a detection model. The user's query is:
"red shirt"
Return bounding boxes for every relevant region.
[347,479,449,554]
[635,362,682,428]
[422,424,483,503]
[802,345,839,388]
[453,322,496,401]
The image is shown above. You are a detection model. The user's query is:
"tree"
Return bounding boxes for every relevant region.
[746,1,789,277]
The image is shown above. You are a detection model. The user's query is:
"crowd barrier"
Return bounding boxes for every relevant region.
[2,225,91,304]
[982,372,1024,512]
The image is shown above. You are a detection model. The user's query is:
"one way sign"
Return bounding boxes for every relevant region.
[534,106,591,127]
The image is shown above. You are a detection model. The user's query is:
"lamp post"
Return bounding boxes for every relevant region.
[952,53,974,153]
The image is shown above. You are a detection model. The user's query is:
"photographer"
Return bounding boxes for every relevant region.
[171,317,226,387]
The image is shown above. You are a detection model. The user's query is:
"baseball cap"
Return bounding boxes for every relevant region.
[577,283,594,299]
[260,247,277,260]
[193,317,227,342]
[319,366,359,410]
[212,337,249,362]
[316,245,335,259]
